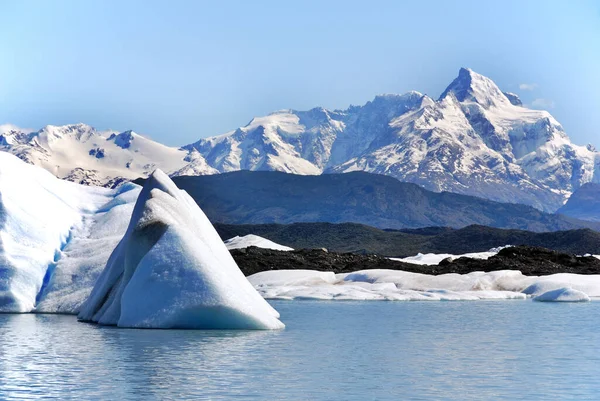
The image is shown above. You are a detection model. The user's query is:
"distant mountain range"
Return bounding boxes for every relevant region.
[558,183,600,222]
[215,222,600,257]
[2,68,598,211]
[135,171,600,232]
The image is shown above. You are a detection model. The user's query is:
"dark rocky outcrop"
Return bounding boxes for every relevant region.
[232,246,600,277]
[216,222,600,257]
[135,171,600,232]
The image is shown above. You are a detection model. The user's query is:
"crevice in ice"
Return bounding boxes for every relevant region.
[34,227,74,305]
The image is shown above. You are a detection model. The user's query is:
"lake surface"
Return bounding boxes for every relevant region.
[0,300,599,400]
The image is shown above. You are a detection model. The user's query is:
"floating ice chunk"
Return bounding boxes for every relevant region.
[520,274,600,298]
[78,170,283,329]
[225,234,293,251]
[522,281,568,297]
[533,287,590,302]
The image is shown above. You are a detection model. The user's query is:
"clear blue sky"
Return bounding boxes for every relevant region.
[1,0,599,147]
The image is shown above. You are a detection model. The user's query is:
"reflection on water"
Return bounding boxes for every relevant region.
[0,301,599,400]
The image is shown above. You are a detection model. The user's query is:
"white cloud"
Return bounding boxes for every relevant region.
[530,98,555,109]
[519,83,538,91]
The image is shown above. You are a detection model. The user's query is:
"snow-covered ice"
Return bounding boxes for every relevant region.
[249,269,600,302]
[0,152,116,312]
[77,170,284,329]
[225,234,293,251]
[533,287,590,302]
[392,246,511,265]
[36,183,141,313]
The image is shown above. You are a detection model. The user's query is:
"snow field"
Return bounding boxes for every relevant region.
[392,246,511,265]
[224,234,294,251]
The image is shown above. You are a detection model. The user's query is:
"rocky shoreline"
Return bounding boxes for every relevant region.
[231,246,600,276]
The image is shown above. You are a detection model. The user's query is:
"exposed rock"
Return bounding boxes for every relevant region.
[230,246,600,277]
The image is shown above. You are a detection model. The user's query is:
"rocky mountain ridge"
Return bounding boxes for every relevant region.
[2,68,598,212]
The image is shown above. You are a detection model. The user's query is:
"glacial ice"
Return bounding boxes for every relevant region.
[77,170,284,329]
[0,152,114,312]
[36,183,141,313]
[248,269,600,302]
[533,287,590,302]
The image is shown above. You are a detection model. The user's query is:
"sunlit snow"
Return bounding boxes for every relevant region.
[224,234,293,251]
[392,246,511,265]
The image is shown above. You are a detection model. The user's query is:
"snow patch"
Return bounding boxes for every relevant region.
[392,246,510,265]
[225,234,293,251]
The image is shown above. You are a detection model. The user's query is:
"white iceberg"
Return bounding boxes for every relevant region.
[225,234,293,251]
[77,170,284,329]
[533,287,590,302]
[0,152,115,312]
[36,183,141,313]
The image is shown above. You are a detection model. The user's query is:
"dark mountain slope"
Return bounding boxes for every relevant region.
[134,170,600,231]
[558,183,600,222]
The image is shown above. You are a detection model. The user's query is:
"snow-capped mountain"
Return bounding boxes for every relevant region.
[2,68,598,211]
[0,123,213,187]
[186,68,600,212]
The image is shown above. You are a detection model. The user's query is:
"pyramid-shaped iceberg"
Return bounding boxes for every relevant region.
[78,170,284,329]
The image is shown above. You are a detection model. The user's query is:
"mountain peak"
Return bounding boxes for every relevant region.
[439,68,510,109]
[503,92,523,106]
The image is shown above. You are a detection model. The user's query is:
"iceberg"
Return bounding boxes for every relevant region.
[0,152,114,312]
[77,170,284,329]
[533,287,590,302]
[36,183,141,313]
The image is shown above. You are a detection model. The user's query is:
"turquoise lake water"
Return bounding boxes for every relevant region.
[0,300,598,400]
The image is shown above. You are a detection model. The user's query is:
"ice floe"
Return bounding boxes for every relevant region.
[533,287,590,302]
[249,269,600,302]
[77,170,284,329]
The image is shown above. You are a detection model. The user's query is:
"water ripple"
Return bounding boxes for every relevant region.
[0,301,599,400]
